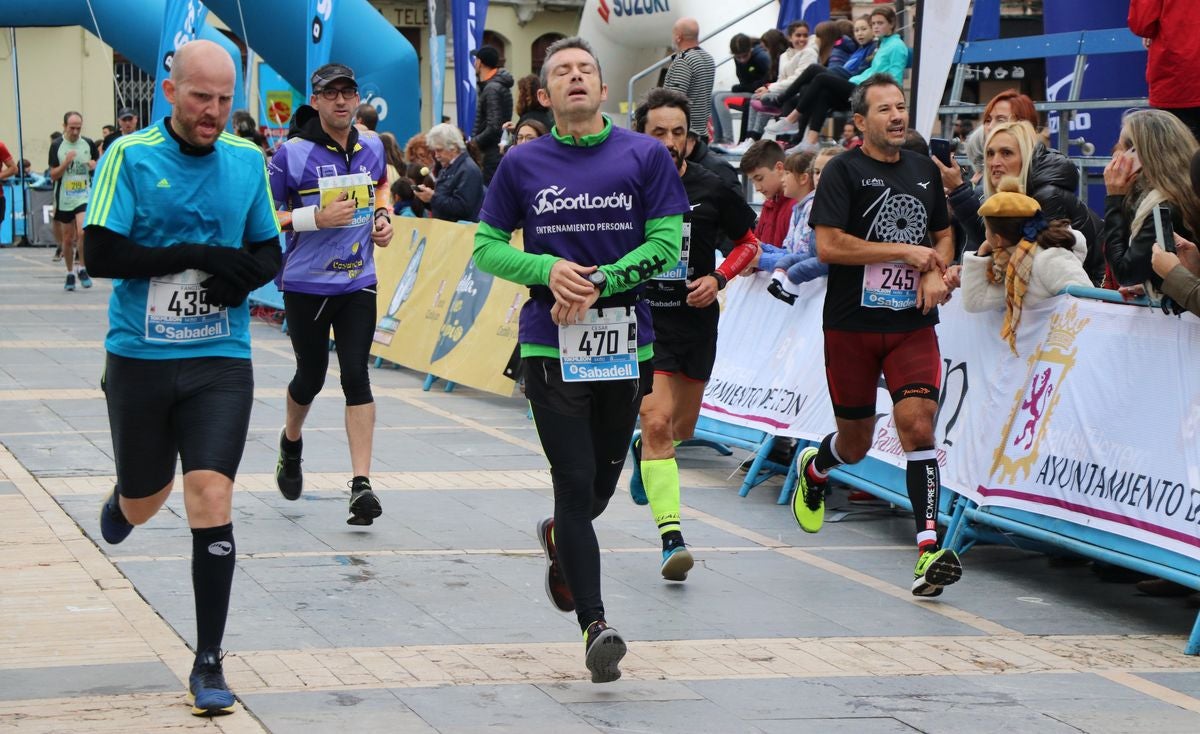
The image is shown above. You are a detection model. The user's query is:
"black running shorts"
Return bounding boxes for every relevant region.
[102,352,254,498]
[651,335,718,382]
[53,204,87,223]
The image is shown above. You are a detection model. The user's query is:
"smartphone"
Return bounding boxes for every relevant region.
[1153,203,1176,253]
[929,137,953,167]
[1127,147,1143,173]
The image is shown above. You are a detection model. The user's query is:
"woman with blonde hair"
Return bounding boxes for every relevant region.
[1103,108,1200,290]
[945,120,1104,282]
[961,176,1090,352]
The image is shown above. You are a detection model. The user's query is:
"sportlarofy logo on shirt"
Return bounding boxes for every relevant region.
[532,185,633,215]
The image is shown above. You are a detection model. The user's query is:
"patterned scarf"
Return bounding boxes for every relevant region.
[987,211,1048,353]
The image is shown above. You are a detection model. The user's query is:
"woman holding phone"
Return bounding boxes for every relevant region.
[1103,109,1200,290]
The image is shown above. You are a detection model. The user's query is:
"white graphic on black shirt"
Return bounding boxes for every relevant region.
[863,188,928,245]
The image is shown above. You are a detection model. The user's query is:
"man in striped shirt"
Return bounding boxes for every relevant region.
[662,18,715,140]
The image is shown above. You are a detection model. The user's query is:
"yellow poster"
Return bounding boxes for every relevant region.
[371,219,525,397]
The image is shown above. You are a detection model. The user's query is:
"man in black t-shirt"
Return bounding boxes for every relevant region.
[796,74,963,597]
[630,88,760,581]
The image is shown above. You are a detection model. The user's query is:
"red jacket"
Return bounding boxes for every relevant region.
[1129,0,1200,108]
[755,193,796,247]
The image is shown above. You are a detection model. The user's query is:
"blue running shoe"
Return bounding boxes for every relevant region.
[629,437,647,505]
[64,273,75,291]
[99,486,133,545]
[660,544,694,582]
[77,269,92,288]
[188,650,236,716]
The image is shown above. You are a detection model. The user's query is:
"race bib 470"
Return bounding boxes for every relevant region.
[559,307,639,382]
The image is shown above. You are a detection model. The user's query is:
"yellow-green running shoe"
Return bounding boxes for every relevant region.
[790,447,825,533]
[912,548,963,597]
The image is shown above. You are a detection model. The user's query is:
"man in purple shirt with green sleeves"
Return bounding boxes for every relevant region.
[473,36,689,684]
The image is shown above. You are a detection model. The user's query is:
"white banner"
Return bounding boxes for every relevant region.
[702,273,1200,559]
[913,0,972,139]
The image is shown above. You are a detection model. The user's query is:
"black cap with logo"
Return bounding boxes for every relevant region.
[310,63,357,90]
[117,107,137,120]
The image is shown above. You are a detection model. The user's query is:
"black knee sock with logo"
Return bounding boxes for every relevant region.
[192,523,235,655]
[905,447,941,552]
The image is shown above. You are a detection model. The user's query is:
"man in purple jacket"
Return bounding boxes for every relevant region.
[269,62,394,525]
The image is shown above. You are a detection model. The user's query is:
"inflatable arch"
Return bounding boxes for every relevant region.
[0,0,247,115]
[0,0,421,142]
[202,0,419,143]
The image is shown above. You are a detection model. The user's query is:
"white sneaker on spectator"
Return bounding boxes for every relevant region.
[763,118,799,137]
[716,139,755,155]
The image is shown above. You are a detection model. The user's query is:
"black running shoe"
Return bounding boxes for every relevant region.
[347,477,382,526]
[537,517,574,612]
[274,428,303,500]
[188,649,236,716]
[99,485,133,544]
[584,620,627,684]
[767,279,797,305]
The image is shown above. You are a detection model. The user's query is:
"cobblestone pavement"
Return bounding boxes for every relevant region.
[2,248,1200,733]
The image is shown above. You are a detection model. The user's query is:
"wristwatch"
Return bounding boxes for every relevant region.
[587,270,607,291]
[710,271,728,290]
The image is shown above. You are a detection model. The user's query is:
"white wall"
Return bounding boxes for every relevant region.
[0,28,114,171]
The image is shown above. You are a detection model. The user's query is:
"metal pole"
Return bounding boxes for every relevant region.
[9,28,28,246]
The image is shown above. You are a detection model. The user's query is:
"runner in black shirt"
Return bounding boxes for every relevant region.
[797,74,963,597]
[630,88,760,581]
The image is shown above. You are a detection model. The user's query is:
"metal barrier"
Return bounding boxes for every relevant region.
[937,26,1148,204]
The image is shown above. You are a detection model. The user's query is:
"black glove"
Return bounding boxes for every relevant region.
[201,276,249,308]
[191,246,261,290]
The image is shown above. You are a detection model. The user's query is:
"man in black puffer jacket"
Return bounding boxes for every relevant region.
[469,46,514,185]
[948,144,1106,285]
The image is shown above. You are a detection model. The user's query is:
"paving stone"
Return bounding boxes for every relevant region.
[0,661,179,700]
[238,689,435,733]
[392,684,601,733]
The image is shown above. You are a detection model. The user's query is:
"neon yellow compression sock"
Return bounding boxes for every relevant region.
[641,457,681,535]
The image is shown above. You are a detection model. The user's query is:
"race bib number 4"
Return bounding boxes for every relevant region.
[145,269,230,343]
[655,221,691,281]
[862,261,919,310]
[318,173,375,228]
[559,308,639,382]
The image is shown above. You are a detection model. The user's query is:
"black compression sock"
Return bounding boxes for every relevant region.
[812,432,843,476]
[192,523,235,654]
[905,447,941,551]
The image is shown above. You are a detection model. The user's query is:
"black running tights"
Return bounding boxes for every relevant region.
[529,376,643,631]
[283,288,377,406]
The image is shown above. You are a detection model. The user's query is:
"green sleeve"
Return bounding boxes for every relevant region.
[473,221,559,286]
[597,214,683,296]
